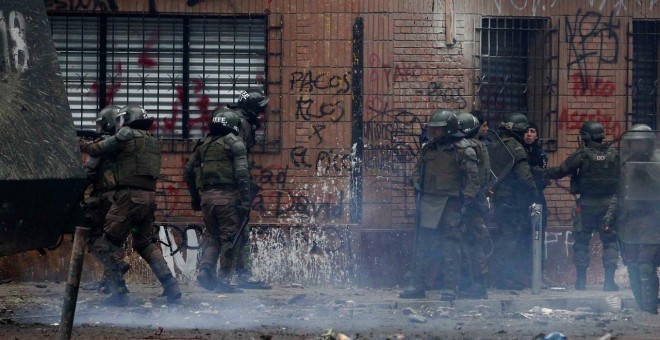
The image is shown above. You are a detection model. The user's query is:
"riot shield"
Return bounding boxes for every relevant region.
[485,129,515,186]
[617,129,660,244]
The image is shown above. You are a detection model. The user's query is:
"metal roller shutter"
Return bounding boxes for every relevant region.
[49,14,266,139]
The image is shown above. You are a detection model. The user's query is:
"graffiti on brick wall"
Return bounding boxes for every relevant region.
[253,162,348,224]
[559,108,622,139]
[493,0,628,16]
[45,0,118,12]
[565,9,619,96]
[291,70,350,123]
[0,10,29,74]
[156,223,353,286]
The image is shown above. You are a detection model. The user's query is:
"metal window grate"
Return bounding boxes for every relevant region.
[49,14,268,144]
[628,21,660,129]
[474,17,559,150]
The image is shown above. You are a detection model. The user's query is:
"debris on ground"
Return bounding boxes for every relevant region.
[320,329,351,340]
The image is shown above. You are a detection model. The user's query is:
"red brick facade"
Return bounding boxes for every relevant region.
[2,0,658,286]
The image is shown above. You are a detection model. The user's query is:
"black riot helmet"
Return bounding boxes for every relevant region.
[580,121,605,143]
[210,108,241,136]
[116,105,154,130]
[428,109,459,136]
[237,90,269,117]
[96,105,121,134]
[454,111,480,138]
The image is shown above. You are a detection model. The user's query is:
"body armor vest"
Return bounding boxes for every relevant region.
[195,134,238,191]
[422,143,462,197]
[570,146,618,196]
[115,129,161,190]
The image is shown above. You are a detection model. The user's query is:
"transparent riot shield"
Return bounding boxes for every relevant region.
[486,129,515,186]
[617,129,660,244]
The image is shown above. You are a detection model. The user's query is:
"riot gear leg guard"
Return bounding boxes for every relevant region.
[603,265,620,292]
[575,266,587,290]
[627,263,644,308]
[94,235,129,306]
[639,263,658,314]
[137,243,181,303]
[197,237,221,291]
[214,241,243,294]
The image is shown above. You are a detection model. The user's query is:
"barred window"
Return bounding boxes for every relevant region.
[49,14,267,140]
[475,17,558,150]
[630,21,660,129]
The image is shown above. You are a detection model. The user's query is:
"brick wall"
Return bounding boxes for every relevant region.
[2,0,654,286]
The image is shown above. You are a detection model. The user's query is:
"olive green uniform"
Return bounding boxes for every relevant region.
[410,137,480,299]
[459,138,491,297]
[491,134,538,289]
[81,126,181,304]
[538,141,619,285]
[184,132,250,289]
[604,155,660,312]
[82,151,128,290]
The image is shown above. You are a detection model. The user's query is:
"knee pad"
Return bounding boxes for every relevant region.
[135,242,159,260]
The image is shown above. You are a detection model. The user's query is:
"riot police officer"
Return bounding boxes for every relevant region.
[490,113,538,290]
[399,109,481,301]
[454,111,491,299]
[184,108,251,293]
[226,89,271,289]
[537,121,619,291]
[81,106,130,292]
[230,89,269,152]
[604,124,660,313]
[80,105,181,306]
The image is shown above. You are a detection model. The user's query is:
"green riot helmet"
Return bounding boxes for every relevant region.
[210,108,241,136]
[579,121,605,143]
[454,112,480,138]
[96,105,120,134]
[499,112,529,133]
[116,105,154,130]
[428,109,459,136]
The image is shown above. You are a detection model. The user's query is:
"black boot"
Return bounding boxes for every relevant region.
[575,266,587,290]
[103,280,129,307]
[603,265,620,292]
[197,267,217,291]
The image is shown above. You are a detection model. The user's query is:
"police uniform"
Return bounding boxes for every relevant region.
[539,140,619,290]
[491,134,538,290]
[407,136,480,300]
[604,126,660,312]
[184,131,250,292]
[82,152,128,291]
[456,137,491,298]
[81,125,181,305]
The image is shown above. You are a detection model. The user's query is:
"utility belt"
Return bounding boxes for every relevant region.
[202,183,237,191]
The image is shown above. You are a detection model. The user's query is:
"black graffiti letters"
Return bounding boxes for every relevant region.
[289,70,351,94]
